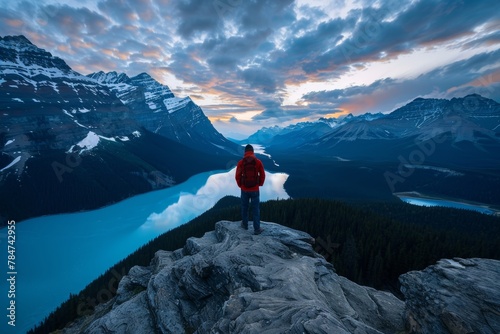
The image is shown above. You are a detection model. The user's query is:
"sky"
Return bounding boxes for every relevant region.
[1,0,499,139]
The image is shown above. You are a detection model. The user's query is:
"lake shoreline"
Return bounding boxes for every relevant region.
[394,191,500,216]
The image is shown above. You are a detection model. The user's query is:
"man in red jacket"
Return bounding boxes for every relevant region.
[235,144,266,235]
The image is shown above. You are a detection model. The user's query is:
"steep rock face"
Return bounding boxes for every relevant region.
[400,258,500,334]
[87,70,240,155]
[0,35,137,158]
[0,35,75,74]
[63,221,405,334]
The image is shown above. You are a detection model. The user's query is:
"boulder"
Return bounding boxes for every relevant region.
[400,258,500,334]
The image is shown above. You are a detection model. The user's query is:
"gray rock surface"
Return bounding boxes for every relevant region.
[399,258,500,334]
[63,221,405,333]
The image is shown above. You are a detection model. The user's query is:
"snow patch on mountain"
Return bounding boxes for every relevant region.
[62,109,74,118]
[1,60,81,80]
[74,120,88,129]
[99,135,116,142]
[0,156,21,172]
[49,81,59,93]
[164,97,191,113]
[68,131,100,153]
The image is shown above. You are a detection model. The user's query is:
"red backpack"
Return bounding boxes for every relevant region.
[241,156,259,188]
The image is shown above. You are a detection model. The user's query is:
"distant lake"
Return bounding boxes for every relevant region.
[396,193,496,215]
[0,168,289,334]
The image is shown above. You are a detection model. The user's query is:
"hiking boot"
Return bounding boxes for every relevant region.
[254,228,264,235]
[241,223,248,230]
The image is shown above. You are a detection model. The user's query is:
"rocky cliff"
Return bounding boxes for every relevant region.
[87,71,240,155]
[400,258,500,334]
[59,221,500,334]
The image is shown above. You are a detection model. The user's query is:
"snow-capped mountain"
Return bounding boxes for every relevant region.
[0,36,139,173]
[283,94,500,167]
[307,95,500,146]
[246,112,384,147]
[254,95,499,151]
[0,35,238,223]
[87,71,240,155]
[383,95,500,142]
[0,35,238,167]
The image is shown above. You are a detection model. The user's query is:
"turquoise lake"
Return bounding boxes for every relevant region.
[0,168,289,333]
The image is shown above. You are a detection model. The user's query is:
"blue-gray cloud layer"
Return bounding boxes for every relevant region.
[0,0,499,125]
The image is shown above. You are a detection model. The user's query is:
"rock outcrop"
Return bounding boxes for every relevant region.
[62,221,500,334]
[63,221,405,333]
[400,258,500,334]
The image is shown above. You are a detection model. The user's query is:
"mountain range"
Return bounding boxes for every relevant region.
[249,95,500,206]
[245,112,385,147]
[250,95,500,162]
[2,34,500,222]
[0,35,240,223]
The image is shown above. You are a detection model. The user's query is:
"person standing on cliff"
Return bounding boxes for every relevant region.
[235,144,266,235]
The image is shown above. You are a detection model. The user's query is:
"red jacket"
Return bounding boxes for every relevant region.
[235,151,265,192]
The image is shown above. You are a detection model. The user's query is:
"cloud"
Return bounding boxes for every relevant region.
[38,4,111,37]
[1,0,499,134]
[205,29,274,70]
[303,78,395,103]
[97,0,159,25]
[173,0,223,39]
[237,0,296,31]
[280,0,500,79]
[240,67,278,93]
[300,49,500,115]
[143,168,289,230]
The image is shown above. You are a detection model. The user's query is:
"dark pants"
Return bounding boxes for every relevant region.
[241,190,260,231]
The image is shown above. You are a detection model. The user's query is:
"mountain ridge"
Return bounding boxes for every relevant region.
[245,112,385,146]
[0,35,240,223]
[258,94,500,170]
[245,94,500,151]
[86,69,240,155]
